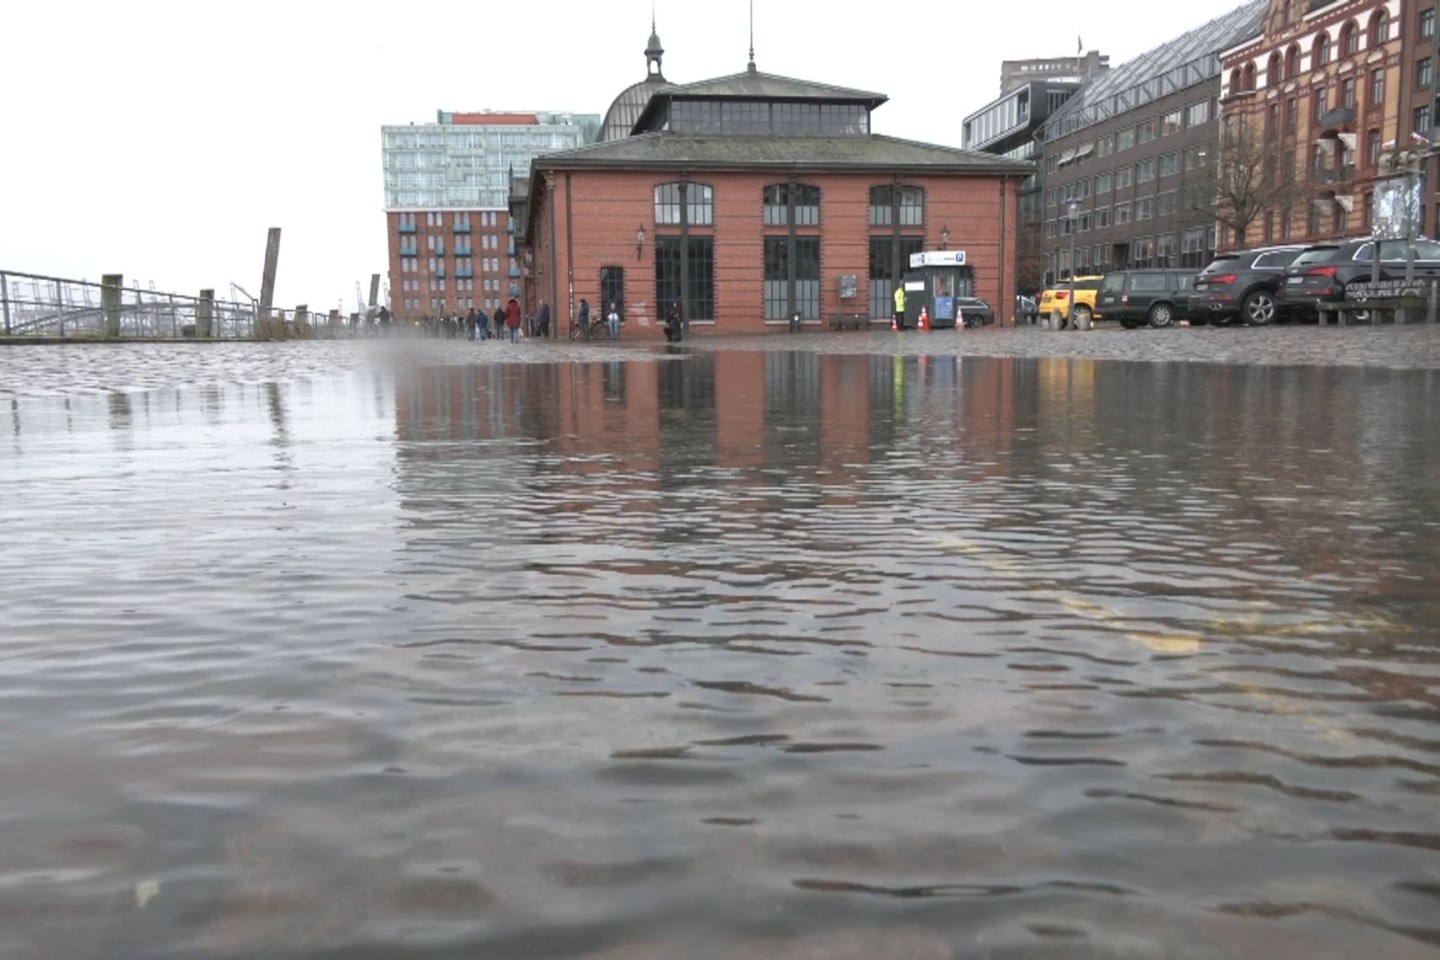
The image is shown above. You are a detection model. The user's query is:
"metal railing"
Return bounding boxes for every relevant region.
[1,270,259,339]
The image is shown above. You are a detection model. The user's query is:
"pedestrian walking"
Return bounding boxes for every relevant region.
[606,301,621,340]
[893,285,906,330]
[492,305,505,340]
[537,300,551,339]
[577,298,591,340]
[467,306,478,341]
[505,297,522,343]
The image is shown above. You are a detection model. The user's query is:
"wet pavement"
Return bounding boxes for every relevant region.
[2,329,1439,959]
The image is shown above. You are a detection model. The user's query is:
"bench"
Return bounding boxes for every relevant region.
[827,312,871,330]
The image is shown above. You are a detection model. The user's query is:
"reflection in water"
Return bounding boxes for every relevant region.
[1,350,1439,960]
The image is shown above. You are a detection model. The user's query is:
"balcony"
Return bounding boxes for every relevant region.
[1318,164,1356,183]
[453,223,471,234]
[1317,106,1357,129]
[436,267,447,279]
[398,222,417,234]
[434,244,445,257]
[454,245,473,257]
[398,245,418,257]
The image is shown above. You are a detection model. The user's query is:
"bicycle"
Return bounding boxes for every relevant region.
[569,316,605,340]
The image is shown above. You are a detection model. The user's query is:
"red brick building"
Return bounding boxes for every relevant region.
[517,60,1031,336]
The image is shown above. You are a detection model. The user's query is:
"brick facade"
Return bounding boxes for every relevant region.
[525,168,1022,337]
[387,209,515,321]
[1219,0,1404,247]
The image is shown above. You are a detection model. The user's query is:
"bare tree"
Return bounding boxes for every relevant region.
[1214,121,1319,248]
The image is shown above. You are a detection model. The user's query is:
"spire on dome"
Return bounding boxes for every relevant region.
[646,10,665,79]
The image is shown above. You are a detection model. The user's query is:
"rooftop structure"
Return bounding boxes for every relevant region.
[999,51,1111,95]
[1044,0,1267,142]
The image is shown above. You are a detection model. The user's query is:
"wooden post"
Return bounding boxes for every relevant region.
[102,274,123,338]
[198,289,214,337]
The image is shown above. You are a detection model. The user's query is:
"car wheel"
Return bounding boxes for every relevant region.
[1073,305,1092,327]
[1147,303,1175,328]
[1242,291,1277,326]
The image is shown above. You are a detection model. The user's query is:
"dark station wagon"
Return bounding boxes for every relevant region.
[1094,269,1195,328]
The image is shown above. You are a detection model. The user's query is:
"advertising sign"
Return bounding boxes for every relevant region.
[908,250,967,268]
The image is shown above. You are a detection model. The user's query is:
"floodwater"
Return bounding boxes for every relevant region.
[3,333,1440,960]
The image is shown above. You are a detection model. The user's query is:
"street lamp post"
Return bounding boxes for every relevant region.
[1066,201,1079,329]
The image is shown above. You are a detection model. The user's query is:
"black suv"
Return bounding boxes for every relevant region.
[1277,238,1440,321]
[1094,269,1195,328]
[1190,246,1306,325]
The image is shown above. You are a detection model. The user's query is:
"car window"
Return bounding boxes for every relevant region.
[1414,240,1440,259]
[1291,246,1339,266]
[1353,243,1374,262]
[1076,279,1102,292]
[1254,251,1301,268]
[1168,273,1194,290]
[1129,275,1166,292]
[1100,274,1125,293]
[1201,256,1239,273]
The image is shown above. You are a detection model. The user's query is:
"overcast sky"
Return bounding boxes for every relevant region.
[1,0,1246,311]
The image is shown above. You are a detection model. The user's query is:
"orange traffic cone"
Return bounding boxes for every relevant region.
[891,313,898,331]
[957,306,964,329]
[918,306,930,331]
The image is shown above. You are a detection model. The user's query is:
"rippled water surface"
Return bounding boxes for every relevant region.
[3,336,1440,959]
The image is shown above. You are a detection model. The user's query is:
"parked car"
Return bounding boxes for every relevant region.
[1038,275,1104,326]
[1277,238,1440,321]
[1093,269,1195,328]
[1190,245,1307,325]
[933,297,994,329]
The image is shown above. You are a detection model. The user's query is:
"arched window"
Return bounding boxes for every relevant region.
[653,181,714,226]
[1229,68,1243,94]
[1369,9,1389,46]
[1286,44,1301,80]
[762,183,821,226]
[1267,52,1283,86]
[1243,63,1258,91]
[1312,33,1331,68]
[869,185,924,226]
[1340,20,1359,56]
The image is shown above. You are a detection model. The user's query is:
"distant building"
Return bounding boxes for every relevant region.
[963,80,1085,293]
[999,51,1111,96]
[1040,1,1267,280]
[381,110,598,319]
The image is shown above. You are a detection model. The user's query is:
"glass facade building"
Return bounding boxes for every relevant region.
[381,111,599,210]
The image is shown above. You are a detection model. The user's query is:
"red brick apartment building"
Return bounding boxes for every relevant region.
[1218,0,1408,247]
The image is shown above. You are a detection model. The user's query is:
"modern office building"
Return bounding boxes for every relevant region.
[1040,1,1267,280]
[1218,0,1406,249]
[381,110,599,319]
[514,40,1032,337]
[963,77,1086,294]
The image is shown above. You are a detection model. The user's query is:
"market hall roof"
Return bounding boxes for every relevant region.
[529,132,1033,175]
[632,70,888,133]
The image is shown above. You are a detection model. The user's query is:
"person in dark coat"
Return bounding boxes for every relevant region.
[492,305,505,340]
[577,298,591,339]
[505,297,522,343]
[537,300,551,338]
[664,302,682,343]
